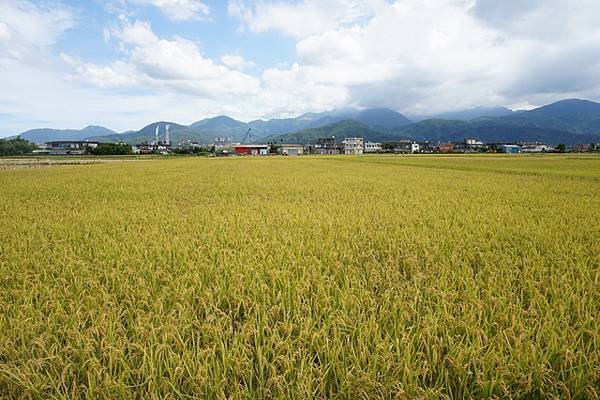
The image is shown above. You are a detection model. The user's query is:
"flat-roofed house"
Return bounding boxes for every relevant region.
[364,142,382,153]
[501,144,521,154]
[314,137,339,155]
[395,140,420,154]
[46,141,99,155]
[234,144,270,156]
[343,137,364,155]
[280,144,304,156]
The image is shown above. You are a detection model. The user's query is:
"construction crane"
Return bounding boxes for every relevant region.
[241,128,252,144]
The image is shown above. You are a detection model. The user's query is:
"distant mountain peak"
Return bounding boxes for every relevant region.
[15,98,600,145]
[533,99,600,114]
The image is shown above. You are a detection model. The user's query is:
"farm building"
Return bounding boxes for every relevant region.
[501,145,521,154]
[395,140,420,154]
[521,143,551,153]
[460,138,485,152]
[234,144,269,156]
[46,141,99,155]
[280,144,304,156]
[214,137,235,148]
[437,143,454,153]
[364,142,383,153]
[133,141,171,155]
[343,137,364,155]
[314,138,339,155]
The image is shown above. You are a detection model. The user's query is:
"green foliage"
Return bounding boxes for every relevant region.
[268,143,280,154]
[90,142,133,155]
[171,147,209,155]
[0,155,599,398]
[0,136,37,156]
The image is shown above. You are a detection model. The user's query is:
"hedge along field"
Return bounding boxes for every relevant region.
[0,155,598,399]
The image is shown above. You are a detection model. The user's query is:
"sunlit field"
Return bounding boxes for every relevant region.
[1,154,599,399]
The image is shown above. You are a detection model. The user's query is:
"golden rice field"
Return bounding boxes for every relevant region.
[0,154,599,399]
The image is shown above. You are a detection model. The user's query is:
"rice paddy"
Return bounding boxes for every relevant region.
[0,154,598,399]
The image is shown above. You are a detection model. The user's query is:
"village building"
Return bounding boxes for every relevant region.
[395,140,420,154]
[364,142,383,153]
[234,144,270,156]
[453,139,484,153]
[46,141,99,155]
[280,144,304,156]
[418,141,436,153]
[343,137,364,154]
[437,143,454,153]
[177,140,203,150]
[521,142,552,153]
[500,144,521,154]
[214,137,235,148]
[133,140,172,154]
[314,137,339,155]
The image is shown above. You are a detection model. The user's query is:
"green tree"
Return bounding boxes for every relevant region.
[269,143,281,154]
[90,143,133,155]
[0,137,37,156]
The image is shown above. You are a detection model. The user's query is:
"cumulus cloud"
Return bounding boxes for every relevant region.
[61,54,138,88]
[70,19,261,98]
[227,0,600,114]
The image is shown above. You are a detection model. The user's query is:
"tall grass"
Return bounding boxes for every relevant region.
[0,155,598,399]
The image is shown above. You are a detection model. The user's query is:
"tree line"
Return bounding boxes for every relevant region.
[0,137,37,156]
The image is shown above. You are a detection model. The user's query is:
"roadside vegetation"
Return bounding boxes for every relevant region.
[0,155,598,399]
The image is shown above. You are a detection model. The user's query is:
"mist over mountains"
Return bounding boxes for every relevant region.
[15,99,600,146]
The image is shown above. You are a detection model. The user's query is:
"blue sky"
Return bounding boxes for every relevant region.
[56,1,295,70]
[1,0,600,136]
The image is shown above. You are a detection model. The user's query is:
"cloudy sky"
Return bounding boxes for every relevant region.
[1,0,600,136]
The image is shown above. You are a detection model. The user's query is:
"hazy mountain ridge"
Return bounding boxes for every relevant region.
[14,100,600,145]
[18,107,413,145]
[411,106,516,122]
[263,120,387,145]
[268,100,600,145]
[18,125,118,143]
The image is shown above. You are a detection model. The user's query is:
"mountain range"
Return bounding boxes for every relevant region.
[14,99,600,146]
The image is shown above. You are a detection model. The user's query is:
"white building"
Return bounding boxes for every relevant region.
[521,143,552,153]
[46,141,99,155]
[396,141,420,153]
[343,137,364,155]
[364,142,382,153]
[214,137,234,148]
[280,144,304,156]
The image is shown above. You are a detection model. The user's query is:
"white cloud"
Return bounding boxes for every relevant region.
[61,54,138,88]
[227,0,600,114]
[127,0,210,21]
[69,19,261,98]
[0,1,76,60]
[220,54,256,71]
[227,0,374,38]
